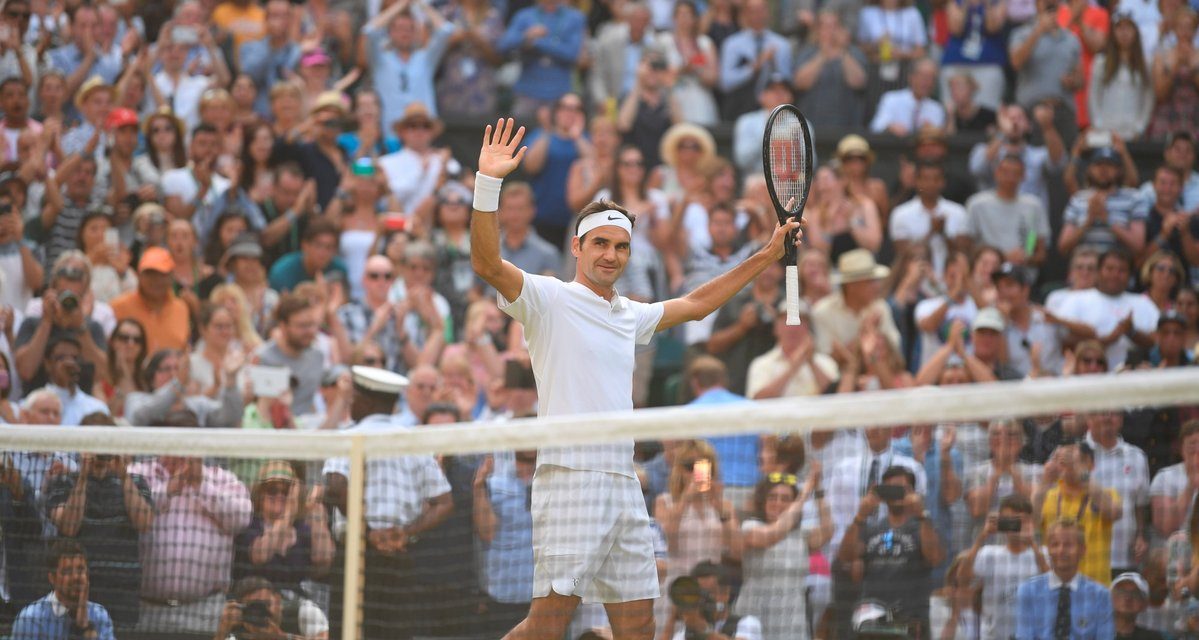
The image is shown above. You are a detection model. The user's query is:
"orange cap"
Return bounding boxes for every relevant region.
[138,246,175,273]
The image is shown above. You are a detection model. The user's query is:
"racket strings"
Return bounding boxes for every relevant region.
[766,111,810,215]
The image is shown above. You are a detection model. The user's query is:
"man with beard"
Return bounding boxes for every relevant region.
[254,293,323,416]
[11,540,116,639]
[41,336,107,425]
[838,465,944,638]
[1059,147,1148,257]
[1055,249,1158,369]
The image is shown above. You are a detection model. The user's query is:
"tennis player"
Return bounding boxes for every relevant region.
[471,118,802,640]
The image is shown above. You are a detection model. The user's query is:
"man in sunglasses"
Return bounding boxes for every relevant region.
[41,336,107,426]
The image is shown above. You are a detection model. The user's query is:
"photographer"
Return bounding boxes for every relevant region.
[214,576,328,640]
[959,495,1048,640]
[669,562,761,640]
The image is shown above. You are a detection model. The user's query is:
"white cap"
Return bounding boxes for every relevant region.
[350,366,409,394]
[972,307,1006,332]
[1111,572,1149,598]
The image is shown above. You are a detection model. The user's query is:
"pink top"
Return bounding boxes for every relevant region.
[129,460,252,600]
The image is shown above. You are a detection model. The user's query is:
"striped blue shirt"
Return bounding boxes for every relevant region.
[1062,187,1148,254]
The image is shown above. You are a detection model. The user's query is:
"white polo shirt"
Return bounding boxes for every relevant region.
[1086,433,1150,568]
[499,272,664,478]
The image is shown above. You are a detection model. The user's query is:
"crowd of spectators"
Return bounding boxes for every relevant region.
[0,0,1194,638]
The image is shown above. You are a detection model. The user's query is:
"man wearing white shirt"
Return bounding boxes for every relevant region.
[960,495,1048,640]
[1084,410,1150,575]
[1056,249,1158,370]
[889,162,970,277]
[161,124,230,231]
[41,336,107,426]
[869,58,946,135]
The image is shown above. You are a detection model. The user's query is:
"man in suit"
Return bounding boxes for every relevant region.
[719,0,792,120]
[1015,519,1114,639]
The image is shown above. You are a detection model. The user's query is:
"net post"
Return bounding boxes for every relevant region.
[341,434,367,640]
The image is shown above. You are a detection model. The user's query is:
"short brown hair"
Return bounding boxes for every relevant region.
[686,356,727,390]
[1181,420,1199,444]
[574,200,636,237]
[274,292,315,325]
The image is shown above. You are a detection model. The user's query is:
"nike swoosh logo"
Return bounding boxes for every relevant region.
[607,215,622,221]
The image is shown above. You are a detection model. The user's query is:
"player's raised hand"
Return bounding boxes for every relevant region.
[478,118,527,179]
[765,215,804,260]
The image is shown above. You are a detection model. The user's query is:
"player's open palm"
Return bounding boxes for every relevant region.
[478,118,527,179]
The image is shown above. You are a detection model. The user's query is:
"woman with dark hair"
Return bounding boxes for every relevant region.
[735,468,831,640]
[202,208,250,269]
[133,110,187,189]
[337,91,400,161]
[77,209,136,303]
[237,122,277,210]
[99,319,147,417]
[658,1,719,126]
[1177,287,1199,353]
[1148,8,1199,140]
[886,243,936,370]
[430,181,474,334]
[1090,12,1153,139]
[700,0,739,51]
[969,244,1003,308]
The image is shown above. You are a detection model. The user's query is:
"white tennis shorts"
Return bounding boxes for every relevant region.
[531,465,660,604]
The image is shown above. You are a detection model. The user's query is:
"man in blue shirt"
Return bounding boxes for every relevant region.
[267,218,348,294]
[11,539,115,640]
[364,0,457,131]
[1015,519,1114,640]
[686,356,759,512]
[519,93,589,247]
[47,5,122,94]
[238,0,301,117]
[497,0,585,121]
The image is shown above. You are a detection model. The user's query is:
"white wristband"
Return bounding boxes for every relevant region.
[473,172,503,212]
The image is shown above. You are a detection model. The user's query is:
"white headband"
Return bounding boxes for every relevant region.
[576,210,633,239]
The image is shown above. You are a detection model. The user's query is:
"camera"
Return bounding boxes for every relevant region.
[58,290,79,313]
[997,516,1022,532]
[240,600,272,628]
[669,576,717,640]
[872,484,906,502]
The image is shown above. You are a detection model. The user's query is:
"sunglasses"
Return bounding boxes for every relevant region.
[366,271,393,280]
[767,472,798,486]
[681,459,710,472]
[361,357,383,366]
[404,121,434,130]
[114,332,142,344]
[677,141,702,151]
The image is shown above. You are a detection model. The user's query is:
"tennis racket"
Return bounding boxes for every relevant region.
[762,104,814,326]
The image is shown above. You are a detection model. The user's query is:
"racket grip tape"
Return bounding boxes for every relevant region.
[785,265,801,326]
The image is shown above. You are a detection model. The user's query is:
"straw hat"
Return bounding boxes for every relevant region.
[311,90,349,117]
[836,249,890,284]
[392,101,443,137]
[836,135,876,163]
[660,123,716,168]
[75,76,114,110]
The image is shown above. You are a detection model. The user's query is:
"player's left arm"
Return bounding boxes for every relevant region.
[657,218,802,331]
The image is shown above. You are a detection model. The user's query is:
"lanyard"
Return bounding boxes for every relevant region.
[1055,488,1091,522]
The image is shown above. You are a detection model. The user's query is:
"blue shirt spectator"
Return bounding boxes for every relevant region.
[1015,520,1114,640]
[364,1,457,130]
[497,0,585,110]
[12,540,116,640]
[268,251,348,294]
[480,457,534,605]
[238,41,300,117]
[524,126,583,243]
[688,372,760,489]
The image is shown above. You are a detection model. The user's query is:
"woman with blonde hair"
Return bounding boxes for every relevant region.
[650,123,717,202]
[803,165,883,260]
[210,283,264,350]
[1141,250,1186,312]
[654,440,739,638]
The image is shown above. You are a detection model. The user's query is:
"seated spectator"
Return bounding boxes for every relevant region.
[233,461,333,598]
[214,576,329,640]
[1140,132,1199,211]
[968,103,1067,213]
[674,561,763,640]
[379,102,453,221]
[162,124,231,238]
[733,78,792,178]
[1090,13,1154,140]
[719,0,792,119]
[1110,572,1165,640]
[966,154,1052,273]
[1056,249,1159,370]
[1010,0,1083,138]
[839,465,944,634]
[1035,441,1122,584]
[472,450,536,635]
[0,189,42,315]
[812,249,902,356]
[1060,147,1148,258]
[76,209,134,305]
[267,219,348,295]
[869,58,945,136]
[496,0,585,122]
[658,1,720,126]
[385,241,452,370]
[42,335,108,425]
[793,11,868,128]
[46,413,152,629]
[1146,9,1199,141]
[836,135,891,218]
[565,118,621,214]
[1015,519,1114,639]
[12,539,115,640]
[124,348,243,428]
[890,162,970,277]
[1153,309,1195,367]
[332,255,406,374]
[961,495,1048,640]
[126,454,250,634]
[1084,410,1150,576]
[14,253,110,393]
[237,0,300,117]
[747,302,838,400]
[1142,250,1186,313]
[110,247,191,355]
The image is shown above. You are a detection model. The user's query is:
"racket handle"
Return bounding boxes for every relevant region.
[785,265,801,326]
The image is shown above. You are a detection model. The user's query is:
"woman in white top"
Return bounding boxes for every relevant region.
[1090,13,1154,139]
[857,0,928,63]
[189,303,244,397]
[78,210,136,304]
[735,469,833,640]
[327,161,397,303]
[658,1,720,126]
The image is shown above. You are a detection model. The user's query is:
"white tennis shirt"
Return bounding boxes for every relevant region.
[499,271,664,478]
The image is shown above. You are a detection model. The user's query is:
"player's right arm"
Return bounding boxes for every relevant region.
[471,118,529,304]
